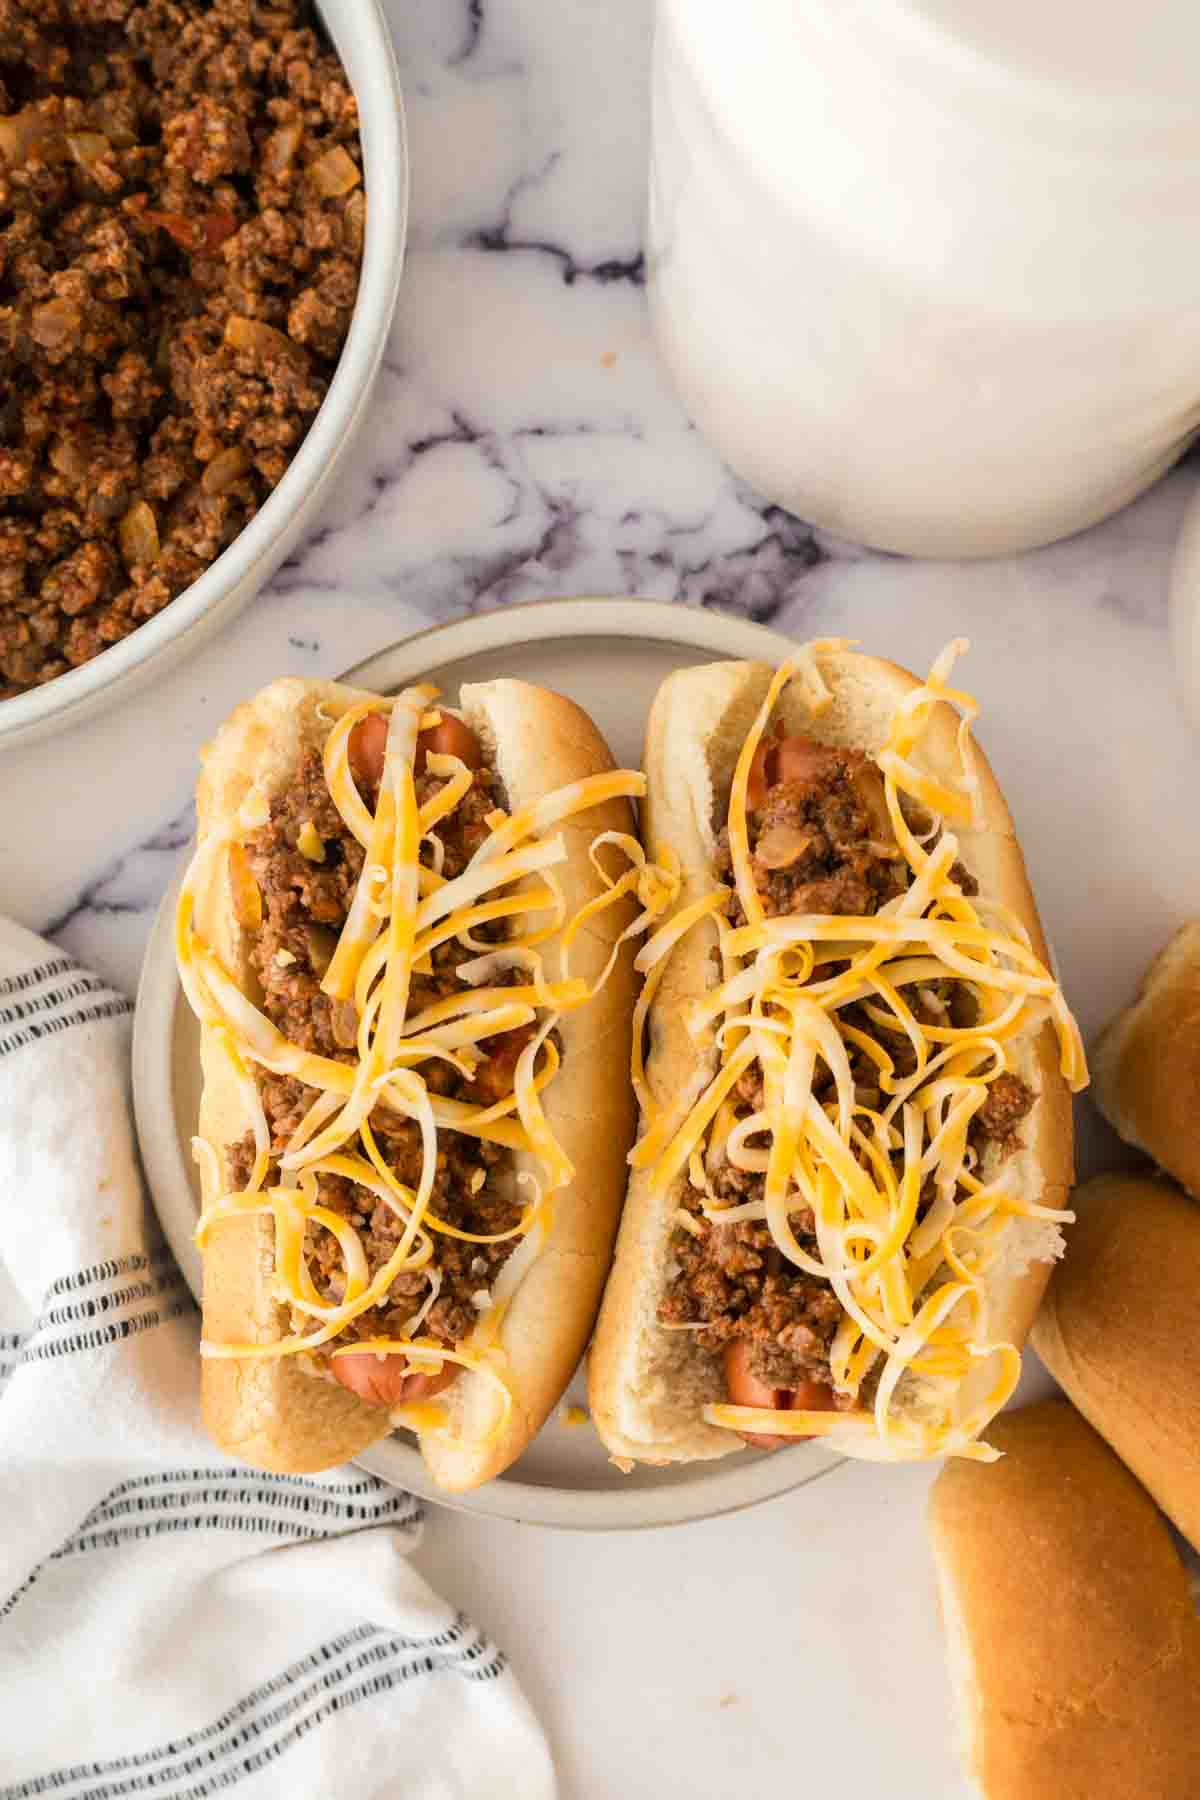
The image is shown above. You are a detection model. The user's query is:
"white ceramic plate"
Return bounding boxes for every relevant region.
[133,599,847,1528]
[0,0,407,749]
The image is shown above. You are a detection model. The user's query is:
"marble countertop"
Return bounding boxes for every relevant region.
[3,1,1199,1793]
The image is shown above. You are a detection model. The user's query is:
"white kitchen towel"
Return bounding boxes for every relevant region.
[0,916,555,1800]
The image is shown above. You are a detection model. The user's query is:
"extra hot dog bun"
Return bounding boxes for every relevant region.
[1032,1171,1200,1549]
[1091,922,1200,1196]
[192,676,637,1488]
[928,1399,1200,1800]
[589,653,1074,1465]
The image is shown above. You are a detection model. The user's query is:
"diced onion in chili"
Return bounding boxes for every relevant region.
[224,314,291,357]
[118,501,160,568]
[343,190,366,253]
[202,446,250,495]
[0,109,52,165]
[309,144,361,197]
[65,131,110,168]
[265,122,303,174]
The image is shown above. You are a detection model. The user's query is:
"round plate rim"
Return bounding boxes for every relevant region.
[133,597,849,1530]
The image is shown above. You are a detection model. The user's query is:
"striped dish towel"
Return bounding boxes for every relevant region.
[0,917,554,1800]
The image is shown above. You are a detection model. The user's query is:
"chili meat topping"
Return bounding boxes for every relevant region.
[224,729,528,1363]
[657,731,1035,1397]
[1,0,363,697]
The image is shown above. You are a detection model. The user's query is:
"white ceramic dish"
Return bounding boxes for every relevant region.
[0,0,408,751]
[133,599,848,1528]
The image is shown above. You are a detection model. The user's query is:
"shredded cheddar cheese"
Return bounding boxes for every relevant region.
[633,641,1087,1464]
[178,685,674,1450]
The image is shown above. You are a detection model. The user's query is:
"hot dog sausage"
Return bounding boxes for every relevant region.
[332,1353,458,1409]
[722,1340,838,1450]
[348,709,483,793]
[470,1024,535,1104]
[347,711,388,792]
[414,713,483,776]
[745,732,840,811]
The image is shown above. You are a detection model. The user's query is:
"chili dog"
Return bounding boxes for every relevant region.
[178,676,659,1489]
[589,642,1086,1466]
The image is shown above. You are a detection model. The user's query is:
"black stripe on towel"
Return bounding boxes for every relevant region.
[0,1571,40,1626]
[17,1295,193,1363]
[0,956,76,999]
[44,1249,177,1303]
[0,996,133,1059]
[37,1271,187,1331]
[14,1258,194,1369]
[0,1472,423,1623]
[56,1505,421,1560]
[73,1468,414,1509]
[68,1472,420,1537]
[0,972,110,1030]
[1,1618,505,1800]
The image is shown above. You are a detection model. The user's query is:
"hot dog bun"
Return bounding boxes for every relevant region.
[1032,1171,1200,1549]
[1091,921,1200,1196]
[191,676,637,1488]
[589,653,1074,1465]
[928,1399,1200,1800]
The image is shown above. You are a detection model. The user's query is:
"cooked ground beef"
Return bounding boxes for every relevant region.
[246,748,365,1054]
[717,739,908,923]
[0,0,363,698]
[659,1221,847,1392]
[972,1069,1035,1156]
[226,734,526,1357]
[245,747,507,1061]
[659,733,1034,1394]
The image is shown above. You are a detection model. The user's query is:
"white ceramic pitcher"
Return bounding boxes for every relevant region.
[649,0,1200,558]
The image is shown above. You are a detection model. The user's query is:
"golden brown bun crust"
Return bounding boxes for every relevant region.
[1091,921,1200,1197]
[195,677,637,1486]
[421,678,637,1489]
[1032,1171,1200,1549]
[589,653,1074,1465]
[197,680,387,1473]
[928,1399,1200,1800]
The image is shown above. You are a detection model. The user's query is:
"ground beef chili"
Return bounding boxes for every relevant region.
[971,1069,1034,1155]
[224,722,527,1366]
[0,0,364,698]
[657,730,1036,1403]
